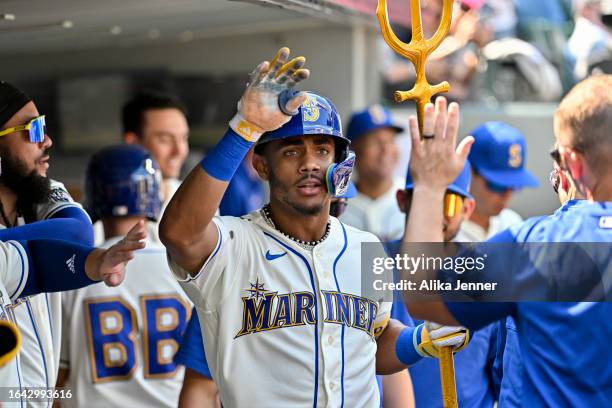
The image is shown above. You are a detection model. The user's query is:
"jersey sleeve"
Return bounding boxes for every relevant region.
[35,180,90,221]
[368,239,393,339]
[0,240,29,301]
[174,308,212,378]
[167,216,246,311]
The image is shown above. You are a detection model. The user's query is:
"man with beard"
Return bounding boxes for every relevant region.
[0,81,94,405]
[160,48,468,406]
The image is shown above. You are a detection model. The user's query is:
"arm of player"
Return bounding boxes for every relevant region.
[175,309,221,407]
[381,370,415,408]
[375,319,470,375]
[159,47,309,275]
[399,97,474,323]
[7,221,146,299]
[179,369,221,408]
[0,218,92,245]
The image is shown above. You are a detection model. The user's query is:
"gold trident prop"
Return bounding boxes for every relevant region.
[376,0,453,135]
[377,1,458,407]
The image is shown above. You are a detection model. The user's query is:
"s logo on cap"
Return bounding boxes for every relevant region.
[508,144,522,168]
[302,95,320,122]
[368,105,387,125]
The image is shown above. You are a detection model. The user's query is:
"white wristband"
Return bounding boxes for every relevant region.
[229,112,264,143]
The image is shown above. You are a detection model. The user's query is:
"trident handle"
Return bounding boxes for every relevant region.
[376,1,459,406]
[439,346,458,408]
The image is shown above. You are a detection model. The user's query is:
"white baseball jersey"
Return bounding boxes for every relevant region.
[0,240,31,393]
[455,208,523,242]
[60,237,192,408]
[169,210,392,407]
[339,177,406,242]
[1,180,88,408]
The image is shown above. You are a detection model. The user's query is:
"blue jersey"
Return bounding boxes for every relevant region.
[492,200,590,408]
[447,201,612,407]
[219,160,264,217]
[174,307,212,379]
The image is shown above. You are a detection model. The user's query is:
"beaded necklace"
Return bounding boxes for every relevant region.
[261,204,331,250]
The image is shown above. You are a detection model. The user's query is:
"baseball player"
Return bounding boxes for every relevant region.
[171,180,403,408]
[91,91,191,245]
[159,47,468,406]
[339,105,406,241]
[0,221,147,397]
[402,78,612,406]
[0,81,99,405]
[493,159,588,408]
[388,162,498,408]
[58,145,192,408]
[123,90,189,199]
[455,121,539,242]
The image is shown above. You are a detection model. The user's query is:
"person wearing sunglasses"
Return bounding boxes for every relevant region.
[0,81,96,403]
[383,162,497,408]
[455,121,539,242]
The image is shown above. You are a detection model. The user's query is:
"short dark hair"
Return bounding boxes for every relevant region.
[122,90,187,135]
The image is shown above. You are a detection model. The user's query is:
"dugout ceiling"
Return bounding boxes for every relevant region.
[0,0,320,56]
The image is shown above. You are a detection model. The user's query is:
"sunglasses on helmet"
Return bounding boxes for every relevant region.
[0,115,46,143]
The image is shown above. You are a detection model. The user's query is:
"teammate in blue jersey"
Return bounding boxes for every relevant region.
[493,158,587,407]
[386,162,498,408]
[401,75,612,407]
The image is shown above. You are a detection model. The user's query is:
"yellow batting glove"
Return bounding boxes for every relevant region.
[415,321,470,359]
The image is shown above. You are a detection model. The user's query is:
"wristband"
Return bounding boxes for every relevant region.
[229,112,264,142]
[200,128,254,182]
[395,326,424,366]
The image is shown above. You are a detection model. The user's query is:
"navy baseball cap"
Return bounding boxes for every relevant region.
[405,161,474,199]
[468,122,539,190]
[347,104,404,143]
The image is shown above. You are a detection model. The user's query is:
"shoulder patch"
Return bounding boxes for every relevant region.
[49,187,71,203]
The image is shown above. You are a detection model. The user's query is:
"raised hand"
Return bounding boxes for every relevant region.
[408,96,474,193]
[233,47,310,138]
[94,220,147,286]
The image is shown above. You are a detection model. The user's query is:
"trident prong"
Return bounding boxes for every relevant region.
[376,0,454,135]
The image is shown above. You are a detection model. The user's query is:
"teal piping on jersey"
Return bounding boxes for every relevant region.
[26,300,49,391]
[7,241,26,299]
[264,232,320,408]
[333,222,349,408]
